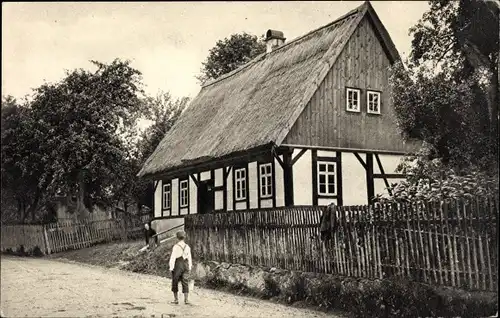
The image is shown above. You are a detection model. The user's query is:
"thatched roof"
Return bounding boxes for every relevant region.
[138,1,399,179]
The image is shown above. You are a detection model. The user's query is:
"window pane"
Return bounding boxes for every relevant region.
[319,174,326,183]
[319,184,326,194]
[328,174,335,184]
[267,185,272,195]
[327,164,334,172]
[328,184,335,194]
[319,164,326,172]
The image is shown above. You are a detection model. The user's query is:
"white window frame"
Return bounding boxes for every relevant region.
[259,163,273,199]
[346,88,361,112]
[367,90,381,114]
[234,168,247,201]
[179,180,189,208]
[162,183,171,210]
[317,161,336,196]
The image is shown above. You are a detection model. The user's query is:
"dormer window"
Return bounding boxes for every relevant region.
[367,90,381,114]
[346,88,360,112]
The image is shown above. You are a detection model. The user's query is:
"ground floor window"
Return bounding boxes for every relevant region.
[259,163,273,198]
[317,161,336,195]
[234,167,247,201]
[162,182,171,210]
[179,179,189,208]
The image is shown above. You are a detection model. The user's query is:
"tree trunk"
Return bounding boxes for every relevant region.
[460,40,498,141]
[76,170,89,221]
[27,189,41,223]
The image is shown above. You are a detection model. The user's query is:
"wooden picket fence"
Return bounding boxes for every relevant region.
[185,197,498,292]
[1,219,137,255]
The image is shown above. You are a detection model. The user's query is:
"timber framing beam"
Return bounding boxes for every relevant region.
[272,148,285,169]
[354,152,367,170]
[366,154,375,205]
[374,154,392,196]
[280,143,409,156]
[189,174,199,187]
[283,149,294,206]
[153,180,160,192]
[373,173,406,179]
[142,144,273,181]
[291,148,307,166]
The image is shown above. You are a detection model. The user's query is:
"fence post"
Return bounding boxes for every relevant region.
[43,225,51,255]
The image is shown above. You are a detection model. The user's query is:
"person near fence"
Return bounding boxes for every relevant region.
[169,231,192,305]
[144,223,158,247]
[320,202,338,241]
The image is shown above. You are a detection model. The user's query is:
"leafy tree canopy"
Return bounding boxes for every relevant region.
[197,32,266,84]
[384,0,499,203]
[113,91,189,212]
[1,59,149,222]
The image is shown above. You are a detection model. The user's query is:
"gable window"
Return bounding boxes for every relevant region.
[317,162,336,195]
[259,163,273,198]
[367,91,381,114]
[346,88,360,112]
[234,168,247,201]
[162,182,171,210]
[179,179,189,208]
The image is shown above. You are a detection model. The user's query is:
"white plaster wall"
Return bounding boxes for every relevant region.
[261,198,273,208]
[215,191,224,210]
[342,152,368,205]
[154,180,162,218]
[293,150,312,205]
[235,201,246,210]
[171,178,179,216]
[214,168,223,187]
[373,154,405,198]
[214,168,224,210]
[319,198,338,206]
[374,154,403,174]
[200,171,211,181]
[275,156,285,207]
[317,150,336,157]
[189,177,197,214]
[227,168,233,211]
[374,178,405,197]
[249,162,258,209]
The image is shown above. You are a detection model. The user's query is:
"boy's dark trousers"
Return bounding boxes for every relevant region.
[171,257,189,294]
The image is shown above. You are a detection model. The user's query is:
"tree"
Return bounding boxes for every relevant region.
[390,0,498,169]
[382,0,499,203]
[1,96,45,223]
[197,33,266,83]
[111,91,189,215]
[390,61,493,169]
[409,0,499,143]
[1,59,148,222]
[138,91,188,162]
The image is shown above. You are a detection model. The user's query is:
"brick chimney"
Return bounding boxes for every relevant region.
[265,29,286,53]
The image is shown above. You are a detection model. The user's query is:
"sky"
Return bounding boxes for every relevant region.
[2,1,429,101]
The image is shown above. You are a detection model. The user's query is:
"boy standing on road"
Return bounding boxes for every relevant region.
[169,231,192,305]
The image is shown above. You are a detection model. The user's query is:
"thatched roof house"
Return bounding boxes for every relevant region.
[140,1,420,225]
[138,1,402,180]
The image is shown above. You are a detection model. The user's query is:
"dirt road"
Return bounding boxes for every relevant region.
[1,256,342,317]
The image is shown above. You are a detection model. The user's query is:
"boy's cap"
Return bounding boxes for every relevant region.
[176,231,186,239]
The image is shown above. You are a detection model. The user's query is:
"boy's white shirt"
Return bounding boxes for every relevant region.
[169,241,192,271]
